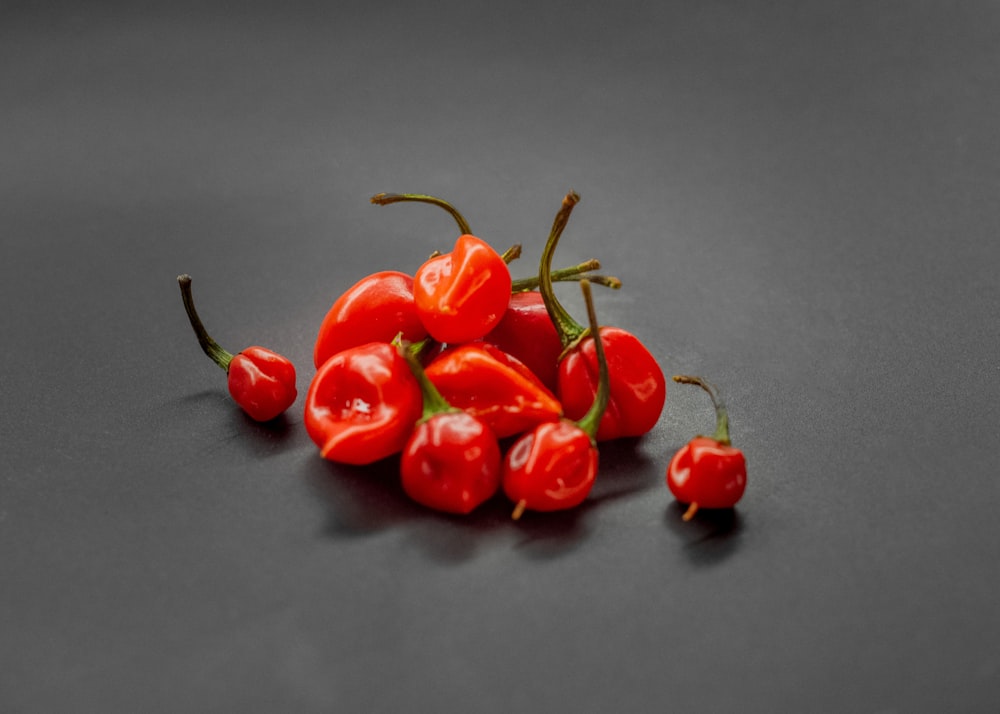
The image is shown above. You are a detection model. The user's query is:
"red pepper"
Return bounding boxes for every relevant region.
[177,274,297,422]
[537,192,666,441]
[398,343,501,514]
[412,234,512,344]
[423,342,562,439]
[371,192,512,344]
[666,375,747,520]
[487,265,623,393]
[303,341,423,465]
[502,279,609,518]
[483,291,564,393]
[313,270,427,369]
[312,262,611,373]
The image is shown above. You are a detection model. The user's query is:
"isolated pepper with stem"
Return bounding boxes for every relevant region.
[666,375,747,520]
[177,274,297,422]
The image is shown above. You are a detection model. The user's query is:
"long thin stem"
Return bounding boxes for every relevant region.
[575,280,610,441]
[538,192,587,347]
[370,193,473,235]
[511,259,622,292]
[672,375,731,445]
[500,244,522,263]
[177,274,233,371]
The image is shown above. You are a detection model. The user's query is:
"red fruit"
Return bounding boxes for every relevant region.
[401,411,501,514]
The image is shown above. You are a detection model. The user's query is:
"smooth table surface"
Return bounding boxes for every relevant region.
[3,2,1000,712]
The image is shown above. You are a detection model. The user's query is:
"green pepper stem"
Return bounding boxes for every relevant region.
[511,259,622,292]
[406,336,438,363]
[538,191,588,348]
[574,280,610,441]
[177,274,233,372]
[574,274,622,290]
[397,338,456,421]
[500,244,522,264]
[672,375,732,445]
[370,192,473,236]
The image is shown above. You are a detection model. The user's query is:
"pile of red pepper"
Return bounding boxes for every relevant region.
[177,191,748,520]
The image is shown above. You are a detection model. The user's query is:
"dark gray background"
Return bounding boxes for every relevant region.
[3,1,999,711]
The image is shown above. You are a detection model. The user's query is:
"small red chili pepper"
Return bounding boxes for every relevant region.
[313,270,427,369]
[398,342,502,514]
[502,279,610,518]
[177,274,297,422]
[666,375,747,520]
[303,341,423,465]
[371,192,512,344]
[413,233,512,344]
[423,342,563,439]
[537,192,666,441]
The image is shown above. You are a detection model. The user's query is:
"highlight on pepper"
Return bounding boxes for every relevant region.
[176,274,297,422]
[177,190,752,527]
[665,375,747,520]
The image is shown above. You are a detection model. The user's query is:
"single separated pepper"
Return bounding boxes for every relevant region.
[423,342,563,439]
[398,341,502,515]
[502,279,610,518]
[538,192,666,441]
[177,274,297,422]
[666,375,747,520]
[304,341,423,465]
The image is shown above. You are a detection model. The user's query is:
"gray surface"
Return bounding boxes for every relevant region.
[3,1,999,712]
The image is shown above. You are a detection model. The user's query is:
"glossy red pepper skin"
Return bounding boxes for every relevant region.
[502,279,609,518]
[666,437,747,512]
[423,343,562,439]
[502,419,599,514]
[557,326,666,441]
[533,193,666,441]
[314,271,428,369]
[304,341,423,465]
[177,274,297,423]
[401,411,502,514]
[413,234,512,344]
[483,291,563,393]
[226,346,298,422]
[666,375,746,519]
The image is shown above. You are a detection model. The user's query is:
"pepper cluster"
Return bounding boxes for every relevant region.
[176,191,748,520]
[302,191,670,517]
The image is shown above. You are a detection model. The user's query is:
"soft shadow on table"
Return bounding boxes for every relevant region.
[663,502,745,567]
[302,432,661,564]
[159,389,299,459]
[590,436,660,499]
[229,408,298,457]
[303,453,516,563]
[304,453,425,535]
